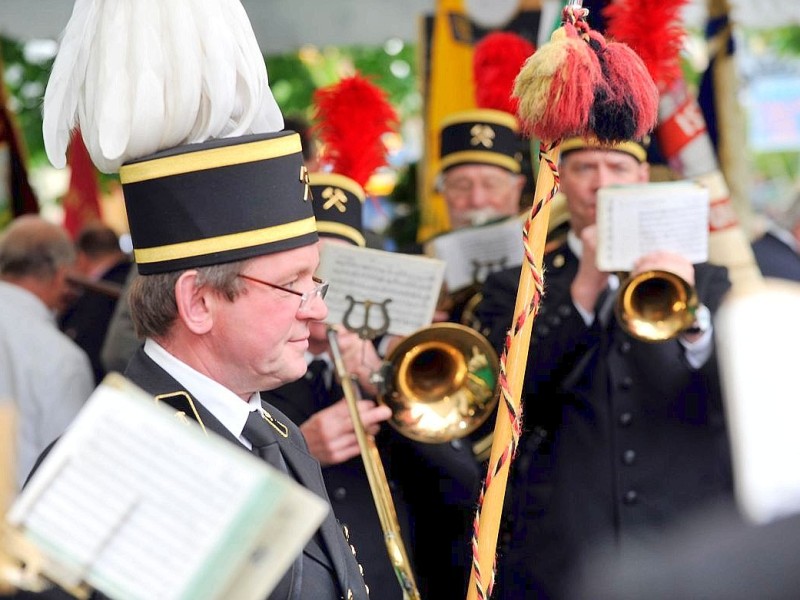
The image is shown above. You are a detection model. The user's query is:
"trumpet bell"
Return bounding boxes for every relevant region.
[378,323,500,444]
[616,269,697,342]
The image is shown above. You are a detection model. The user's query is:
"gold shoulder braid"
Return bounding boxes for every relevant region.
[154,391,208,436]
[259,408,289,438]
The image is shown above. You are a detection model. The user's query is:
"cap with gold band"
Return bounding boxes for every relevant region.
[309,172,366,247]
[119,131,318,275]
[439,108,522,174]
[559,136,648,163]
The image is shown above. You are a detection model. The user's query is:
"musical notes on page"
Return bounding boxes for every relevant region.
[596,181,710,272]
[317,244,446,337]
[6,374,328,600]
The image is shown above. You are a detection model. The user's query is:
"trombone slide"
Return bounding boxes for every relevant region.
[326,329,421,600]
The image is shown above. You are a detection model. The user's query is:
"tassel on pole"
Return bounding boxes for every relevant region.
[466,2,658,598]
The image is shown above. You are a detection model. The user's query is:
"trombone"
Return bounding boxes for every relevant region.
[326,328,421,600]
[373,323,500,449]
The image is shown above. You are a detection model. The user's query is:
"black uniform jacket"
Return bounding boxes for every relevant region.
[476,243,734,599]
[59,259,132,384]
[752,230,800,282]
[264,374,413,600]
[124,349,369,600]
[265,365,482,600]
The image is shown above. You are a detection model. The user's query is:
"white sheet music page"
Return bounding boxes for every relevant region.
[317,244,446,337]
[424,216,524,291]
[596,181,710,272]
[6,374,328,600]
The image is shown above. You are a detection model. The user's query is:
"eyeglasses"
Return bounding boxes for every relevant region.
[237,273,329,314]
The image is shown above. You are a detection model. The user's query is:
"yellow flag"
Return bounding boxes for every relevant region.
[418,0,477,241]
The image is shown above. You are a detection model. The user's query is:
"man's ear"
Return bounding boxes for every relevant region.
[174,271,213,335]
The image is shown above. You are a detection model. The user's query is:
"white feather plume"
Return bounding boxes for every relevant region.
[43,0,284,174]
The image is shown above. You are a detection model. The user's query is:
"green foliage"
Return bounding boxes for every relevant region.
[385,162,421,252]
[1,36,53,167]
[1,34,420,169]
[748,25,800,57]
[265,42,420,121]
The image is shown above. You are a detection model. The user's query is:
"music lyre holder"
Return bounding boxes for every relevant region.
[341,295,393,341]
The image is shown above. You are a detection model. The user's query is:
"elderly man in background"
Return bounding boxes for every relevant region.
[0,215,94,490]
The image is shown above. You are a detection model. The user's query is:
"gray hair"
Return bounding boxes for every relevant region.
[0,215,75,279]
[128,259,250,339]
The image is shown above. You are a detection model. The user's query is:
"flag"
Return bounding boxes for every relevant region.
[418,1,541,242]
[0,51,38,229]
[62,131,102,239]
[698,0,753,231]
[418,0,477,242]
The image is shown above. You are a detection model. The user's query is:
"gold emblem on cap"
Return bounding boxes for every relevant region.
[322,186,348,213]
[470,124,495,148]
[553,254,565,268]
[300,165,311,201]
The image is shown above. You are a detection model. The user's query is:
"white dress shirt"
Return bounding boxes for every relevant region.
[0,281,95,489]
[143,339,262,449]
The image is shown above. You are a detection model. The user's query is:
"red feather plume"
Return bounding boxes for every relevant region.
[311,74,398,189]
[603,0,690,91]
[473,32,536,115]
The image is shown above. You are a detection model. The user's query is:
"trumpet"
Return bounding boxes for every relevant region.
[615,269,699,342]
[326,328,421,600]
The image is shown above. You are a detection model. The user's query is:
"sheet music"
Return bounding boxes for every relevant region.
[7,374,328,600]
[716,282,800,525]
[317,244,445,337]
[425,216,524,291]
[596,181,710,272]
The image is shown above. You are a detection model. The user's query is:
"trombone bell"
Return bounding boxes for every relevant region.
[377,323,500,444]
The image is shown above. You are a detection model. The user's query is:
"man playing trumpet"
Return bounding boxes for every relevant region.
[476,136,734,599]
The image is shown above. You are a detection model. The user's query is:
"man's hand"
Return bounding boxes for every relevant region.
[331,326,384,397]
[300,398,392,466]
[632,250,695,287]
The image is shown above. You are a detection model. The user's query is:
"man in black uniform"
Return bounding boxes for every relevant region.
[116,132,369,600]
[476,137,734,599]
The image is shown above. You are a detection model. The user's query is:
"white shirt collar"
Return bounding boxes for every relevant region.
[567,229,583,259]
[143,338,261,447]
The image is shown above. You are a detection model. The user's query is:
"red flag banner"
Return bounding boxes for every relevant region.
[62,132,102,238]
[0,52,38,228]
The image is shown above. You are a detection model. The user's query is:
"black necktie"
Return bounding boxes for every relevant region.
[306,359,331,410]
[242,409,289,474]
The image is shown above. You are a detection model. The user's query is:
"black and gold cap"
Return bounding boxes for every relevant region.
[308,172,365,247]
[439,109,522,174]
[560,136,648,163]
[119,131,318,275]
